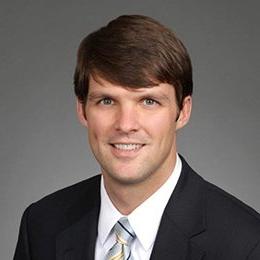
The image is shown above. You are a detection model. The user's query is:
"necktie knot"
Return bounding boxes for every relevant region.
[106,217,135,260]
[114,217,135,245]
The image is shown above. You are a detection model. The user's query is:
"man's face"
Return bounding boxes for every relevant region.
[77,75,191,189]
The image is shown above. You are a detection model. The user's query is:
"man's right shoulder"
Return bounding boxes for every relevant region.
[24,174,101,223]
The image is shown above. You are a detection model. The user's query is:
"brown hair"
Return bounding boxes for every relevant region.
[74,15,193,109]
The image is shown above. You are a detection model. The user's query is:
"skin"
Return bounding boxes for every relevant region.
[77,75,192,214]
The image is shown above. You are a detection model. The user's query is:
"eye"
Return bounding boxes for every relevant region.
[99,97,114,105]
[143,98,159,106]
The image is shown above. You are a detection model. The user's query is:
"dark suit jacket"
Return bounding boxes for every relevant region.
[14,157,260,259]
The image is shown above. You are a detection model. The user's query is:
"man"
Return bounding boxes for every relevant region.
[14,15,260,260]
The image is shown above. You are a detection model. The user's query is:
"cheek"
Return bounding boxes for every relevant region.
[145,113,176,135]
[87,114,113,141]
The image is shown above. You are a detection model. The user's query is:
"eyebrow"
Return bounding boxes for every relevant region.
[87,88,172,103]
[141,93,170,101]
[134,90,172,103]
[87,92,113,100]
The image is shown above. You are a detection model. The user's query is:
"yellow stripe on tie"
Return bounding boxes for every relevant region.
[109,250,124,260]
[116,234,127,245]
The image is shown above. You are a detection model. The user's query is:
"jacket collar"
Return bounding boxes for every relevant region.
[150,156,207,260]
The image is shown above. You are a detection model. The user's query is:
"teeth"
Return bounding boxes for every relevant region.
[113,144,142,151]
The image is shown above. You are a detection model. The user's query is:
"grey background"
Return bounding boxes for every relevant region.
[1,0,259,258]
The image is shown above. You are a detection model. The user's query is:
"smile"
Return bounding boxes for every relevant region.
[112,143,144,151]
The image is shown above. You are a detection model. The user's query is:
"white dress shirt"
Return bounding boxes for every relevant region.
[95,154,182,260]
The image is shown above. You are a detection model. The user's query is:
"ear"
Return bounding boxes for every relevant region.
[176,96,192,130]
[76,99,88,127]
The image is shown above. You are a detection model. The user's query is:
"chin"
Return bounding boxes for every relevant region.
[106,169,152,186]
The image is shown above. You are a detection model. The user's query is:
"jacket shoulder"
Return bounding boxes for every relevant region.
[201,176,260,256]
[15,175,101,260]
[180,157,260,257]
[204,179,260,229]
[180,155,260,230]
[24,175,101,226]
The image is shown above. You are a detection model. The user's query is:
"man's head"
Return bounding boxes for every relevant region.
[75,15,192,197]
[74,14,193,110]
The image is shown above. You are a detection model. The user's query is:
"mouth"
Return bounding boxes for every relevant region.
[111,143,144,151]
[109,143,145,157]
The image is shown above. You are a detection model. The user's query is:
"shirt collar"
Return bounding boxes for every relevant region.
[98,154,182,251]
[98,177,123,246]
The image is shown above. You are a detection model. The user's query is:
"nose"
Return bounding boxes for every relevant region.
[115,104,140,133]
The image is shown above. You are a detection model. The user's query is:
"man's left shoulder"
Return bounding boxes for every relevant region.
[180,156,260,233]
[204,178,260,234]
[181,159,260,257]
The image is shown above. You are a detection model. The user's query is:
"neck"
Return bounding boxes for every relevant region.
[103,156,176,215]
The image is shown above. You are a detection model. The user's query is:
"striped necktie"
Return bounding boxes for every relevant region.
[106,217,136,260]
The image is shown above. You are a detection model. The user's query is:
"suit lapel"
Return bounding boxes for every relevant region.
[150,217,205,260]
[56,176,101,260]
[150,156,207,260]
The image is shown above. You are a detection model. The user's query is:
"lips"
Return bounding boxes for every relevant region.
[109,143,145,158]
[112,143,143,151]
